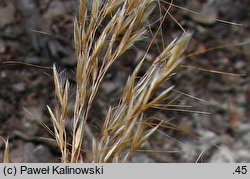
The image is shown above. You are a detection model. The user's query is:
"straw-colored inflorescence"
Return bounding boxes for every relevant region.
[92,32,191,162]
[47,0,192,163]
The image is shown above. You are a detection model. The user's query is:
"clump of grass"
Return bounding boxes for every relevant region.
[47,0,192,163]
[1,0,245,163]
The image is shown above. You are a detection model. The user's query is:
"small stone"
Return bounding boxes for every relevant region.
[131,153,155,162]
[180,142,199,162]
[10,143,57,162]
[13,82,25,92]
[101,81,118,95]
[44,0,67,18]
[0,71,7,78]
[220,58,229,65]
[209,146,235,163]
[236,123,250,133]
[197,129,216,141]
[16,0,36,14]
[0,2,16,28]
[236,149,250,162]
[235,61,245,70]
[188,1,218,25]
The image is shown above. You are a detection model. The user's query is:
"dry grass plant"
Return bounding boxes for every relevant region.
[1,0,245,163]
[0,0,196,163]
[46,0,192,163]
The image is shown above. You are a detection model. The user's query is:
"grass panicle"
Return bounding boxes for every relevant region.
[92,32,191,162]
[47,0,192,163]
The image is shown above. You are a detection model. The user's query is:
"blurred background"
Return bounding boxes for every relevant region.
[0,0,249,162]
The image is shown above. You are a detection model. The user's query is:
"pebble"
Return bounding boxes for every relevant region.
[131,153,155,163]
[13,82,25,92]
[187,1,218,25]
[0,2,16,28]
[180,142,199,162]
[236,149,250,162]
[10,143,57,162]
[235,61,245,70]
[209,146,235,163]
[44,0,67,18]
[101,81,119,95]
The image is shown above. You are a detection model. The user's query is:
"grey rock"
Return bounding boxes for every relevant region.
[44,0,67,18]
[10,143,57,162]
[187,1,218,25]
[209,146,235,163]
[13,82,25,92]
[0,2,16,28]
